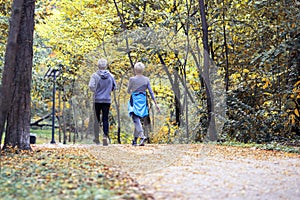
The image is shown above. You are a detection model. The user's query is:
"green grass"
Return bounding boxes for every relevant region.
[30,129,97,145]
[30,129,53,144]
[2,129,88,145]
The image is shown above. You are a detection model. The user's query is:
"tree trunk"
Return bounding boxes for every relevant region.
[113,90,121,144]
[1,0,35,150]
[0,0,24,148]
[174,65,181,126]
[58,90,62,142]
[113,0,134,68]
[223,0,229,92]
[92,101,100,144]
[63,87,67,144]
[199,0,217,141]
[0,87,2,144]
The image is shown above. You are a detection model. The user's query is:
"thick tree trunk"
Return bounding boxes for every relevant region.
[199,0,217,141]
[0,0,24,147]
[1,0,35,150]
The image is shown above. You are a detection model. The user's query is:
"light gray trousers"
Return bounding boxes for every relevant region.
[132,114,145,138]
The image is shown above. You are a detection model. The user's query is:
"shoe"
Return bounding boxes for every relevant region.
[103,137,108,146]
[132,140,137,146]
[93,139,100,145]
[139,137,146,146]
[132,137,137,146]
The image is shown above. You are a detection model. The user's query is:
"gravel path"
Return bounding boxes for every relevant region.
[88,144,300,200]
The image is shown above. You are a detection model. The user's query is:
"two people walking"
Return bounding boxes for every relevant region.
[89,59,159,146]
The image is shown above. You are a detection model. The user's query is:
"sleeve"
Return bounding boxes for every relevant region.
[88,73,97,93]
[127,78,132,94]
[111,74,117,91]
[147,79,156,101]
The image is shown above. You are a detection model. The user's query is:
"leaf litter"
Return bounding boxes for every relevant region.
[88,143,300,200]
[1,143,299,200]
[0,144,153,200]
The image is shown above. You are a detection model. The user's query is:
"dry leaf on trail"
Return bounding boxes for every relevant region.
[1,145,154,200]
[5,143,298,200]
[87,144,300,200]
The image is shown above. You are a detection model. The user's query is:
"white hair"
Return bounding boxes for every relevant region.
[97,58,108,70]
[134,62,145,74]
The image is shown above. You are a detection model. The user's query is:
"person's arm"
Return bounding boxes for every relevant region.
[147,80,160,112]
[127,78,132,94]
[88,73,97,92]
[110,73,117,91]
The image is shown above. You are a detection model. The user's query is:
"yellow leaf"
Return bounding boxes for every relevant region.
[227,44,233,49]
[262,81,269,89]
[294,80,300,87]
[230,73,241,80]
[295,109,300,117]
[243,69,250,73]
[264,92,273,96]
[289,115,296,125]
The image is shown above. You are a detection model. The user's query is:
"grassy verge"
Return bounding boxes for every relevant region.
[30,129,54,144]
[0,147,153,200]
[30,129,97,145]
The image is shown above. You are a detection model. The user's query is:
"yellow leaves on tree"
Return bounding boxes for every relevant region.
[230,69,272,90]
[288,79,300,126]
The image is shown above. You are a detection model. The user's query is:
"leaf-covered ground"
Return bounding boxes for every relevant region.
[89,144,300,200]
[1,143,299,200]
[0,145,153,200]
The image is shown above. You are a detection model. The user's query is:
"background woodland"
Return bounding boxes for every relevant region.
[0,0,299,147]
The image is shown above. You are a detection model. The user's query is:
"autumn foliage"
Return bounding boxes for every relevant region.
[0,0,299,145]
[0,145,153,199]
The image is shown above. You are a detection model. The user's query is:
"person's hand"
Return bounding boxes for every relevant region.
[155,104,160,113]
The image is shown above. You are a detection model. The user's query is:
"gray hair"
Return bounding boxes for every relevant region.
[134,62,145,74]
[97,58,108,70]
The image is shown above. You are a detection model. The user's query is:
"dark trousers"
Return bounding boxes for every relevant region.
[95,103,110,137]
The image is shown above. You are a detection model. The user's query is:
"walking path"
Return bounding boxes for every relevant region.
[88,144,300,200]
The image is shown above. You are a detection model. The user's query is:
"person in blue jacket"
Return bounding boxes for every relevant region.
[89,58,116,146]
[127,62,160,146]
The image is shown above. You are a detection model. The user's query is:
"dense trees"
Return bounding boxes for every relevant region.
[0,0,299,147]
[213,0,300,143]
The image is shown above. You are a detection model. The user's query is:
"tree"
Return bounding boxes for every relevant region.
[198,0,217,141]
[21,0,298,145]
[0,0,35,150]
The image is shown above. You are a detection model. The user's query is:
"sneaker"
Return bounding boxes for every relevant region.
[103,137,108,146]
[139,137,146,146]
[132,140,137,146]
[93,139,100,145]
[132,137,137,146]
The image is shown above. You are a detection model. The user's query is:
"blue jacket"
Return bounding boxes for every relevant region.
[128,92,148,118]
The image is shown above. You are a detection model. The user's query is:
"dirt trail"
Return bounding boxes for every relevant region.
[88,144,300,200]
